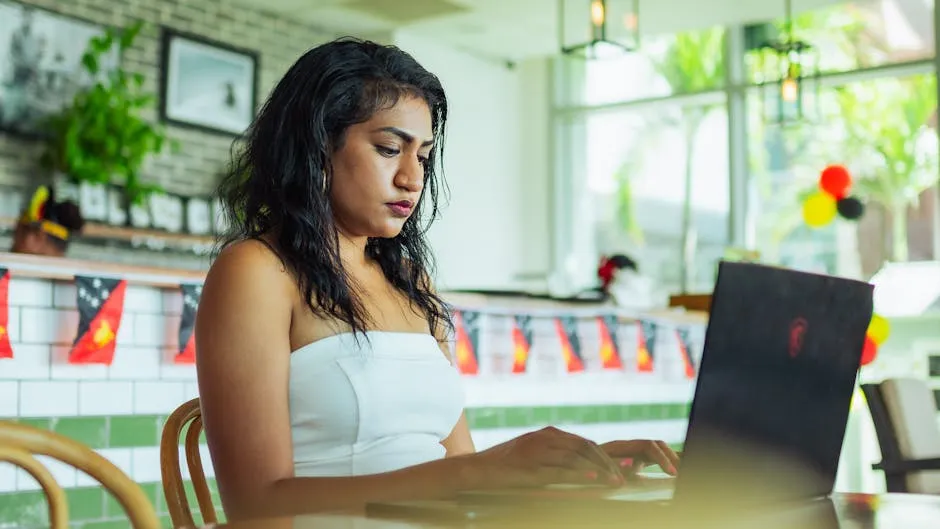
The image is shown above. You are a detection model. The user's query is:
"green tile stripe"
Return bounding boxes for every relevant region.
[9,416,205,451]
[465,402,691,430]
[0,479,223,529]
[5,403,690,450]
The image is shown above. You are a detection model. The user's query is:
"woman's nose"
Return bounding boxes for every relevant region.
[395,161,424,192]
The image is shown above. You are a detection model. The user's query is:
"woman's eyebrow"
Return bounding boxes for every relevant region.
[373,126,434,147]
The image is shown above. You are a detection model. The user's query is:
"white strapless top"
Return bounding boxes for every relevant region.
[289,331,465,477]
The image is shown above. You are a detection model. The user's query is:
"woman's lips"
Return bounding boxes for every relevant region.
[386,201,414,217]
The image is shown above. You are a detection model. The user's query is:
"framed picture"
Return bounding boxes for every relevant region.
[0,0,118,137]
[159,28,258,136]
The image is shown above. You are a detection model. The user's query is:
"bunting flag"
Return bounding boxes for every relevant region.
[510,315,533,374]
[636,319,657,372]
[556,316,585,373]
[597,315,622,370]
[675,326,697,379]
[69,276,127,365]
[453,310,480,375]
[0,268,12,360]
[175,284,202,364]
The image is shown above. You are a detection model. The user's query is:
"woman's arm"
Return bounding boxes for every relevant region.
[196,241,482,521]
[438,341,476,457]
[427,281,476,457]
[442,413,476,457]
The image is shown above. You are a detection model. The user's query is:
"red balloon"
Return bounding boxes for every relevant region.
[860,335,878,367]
[820,165,852,199]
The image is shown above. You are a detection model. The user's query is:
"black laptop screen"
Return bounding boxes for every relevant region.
[674,261,873,506]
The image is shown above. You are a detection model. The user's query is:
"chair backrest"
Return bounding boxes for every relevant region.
[861,383,908,492]
[0,421,160,529]
[879,378,940,494]
[160,397,218,528]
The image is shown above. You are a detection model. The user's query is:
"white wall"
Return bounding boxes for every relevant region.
[393,32,552,292]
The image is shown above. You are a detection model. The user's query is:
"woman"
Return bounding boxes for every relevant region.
[196,38,680,522]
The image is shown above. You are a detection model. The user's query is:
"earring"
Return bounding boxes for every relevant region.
[321,170,328,193]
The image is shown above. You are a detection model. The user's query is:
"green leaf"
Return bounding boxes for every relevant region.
[81,53,99,76]
[89,35,111,54]
[120,21,144,51]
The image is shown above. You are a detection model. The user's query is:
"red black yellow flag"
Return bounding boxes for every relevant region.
[175,284,201,364]
[510,315,533,374]
[0,268,12,360]
[69,276,127,365]
[636,319,657,372]
[453,310,480,375]
[597,315,622,370]
[675,326,697,379]
[556,316,585,373]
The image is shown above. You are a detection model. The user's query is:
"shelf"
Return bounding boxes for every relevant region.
[0,216,215,249]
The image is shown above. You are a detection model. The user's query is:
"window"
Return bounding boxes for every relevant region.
[553,0,938,299]
[564,26,726,107]
[745,0,935,83]
[746,72,938,278]
[565,101,730,296]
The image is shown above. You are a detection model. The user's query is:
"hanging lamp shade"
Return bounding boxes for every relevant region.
[749,1,821,125]
[558,0,640,59]
[755,39,821,124]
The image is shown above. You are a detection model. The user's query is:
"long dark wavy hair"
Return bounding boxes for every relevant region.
[216,37,453,340]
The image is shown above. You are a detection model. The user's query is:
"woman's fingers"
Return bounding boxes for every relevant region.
[538,447,601,471]
[601,440,679,475]
[543,428,622,479]
[655,440,681,470]
[529,466,620,487]
[642,441,676,475]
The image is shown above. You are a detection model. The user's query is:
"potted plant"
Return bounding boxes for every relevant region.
[39,20,171,222]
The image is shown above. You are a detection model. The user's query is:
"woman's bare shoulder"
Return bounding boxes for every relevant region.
[208,239,291,284]
[197,239,296,360]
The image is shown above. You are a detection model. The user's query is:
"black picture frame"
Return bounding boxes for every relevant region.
[158,28,259,137]
[0,0,119,139]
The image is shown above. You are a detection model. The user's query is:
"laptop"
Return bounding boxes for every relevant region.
[447,261,874,512]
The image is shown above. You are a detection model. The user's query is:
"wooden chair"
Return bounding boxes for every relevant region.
[862,380,940,493]
[0,420,160,529]
[161,397,218,528]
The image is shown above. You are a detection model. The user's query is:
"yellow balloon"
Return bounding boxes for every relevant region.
[868,314,890,345]
[802,192,837,228]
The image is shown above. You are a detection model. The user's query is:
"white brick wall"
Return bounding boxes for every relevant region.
[1,276,198,421]
[2,274,205,492]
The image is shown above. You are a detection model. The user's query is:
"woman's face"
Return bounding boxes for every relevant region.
[329,96,433,240]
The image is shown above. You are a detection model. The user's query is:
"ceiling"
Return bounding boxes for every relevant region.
[231,0,871,61]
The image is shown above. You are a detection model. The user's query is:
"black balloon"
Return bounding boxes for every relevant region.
[837,196,865,220]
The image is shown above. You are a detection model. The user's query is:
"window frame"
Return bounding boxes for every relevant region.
[550,5,940,291]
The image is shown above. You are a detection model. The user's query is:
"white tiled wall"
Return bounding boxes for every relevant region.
[0,275,703,494]
[2,278,197,419]
[2,276,201,492]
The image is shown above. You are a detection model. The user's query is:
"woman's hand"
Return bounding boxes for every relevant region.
[466,426,625,489]
[600,440,680,477]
